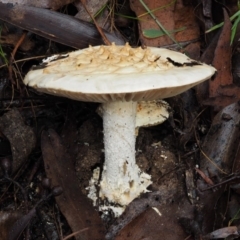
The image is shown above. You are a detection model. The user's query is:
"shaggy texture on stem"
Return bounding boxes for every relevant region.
[100,101,152,206]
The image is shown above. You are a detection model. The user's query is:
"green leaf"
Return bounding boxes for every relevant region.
[139,0,180,47]
[0,26,8,65]
[206,10,240,34]
[143,27,186,39]
[231,14,240,45]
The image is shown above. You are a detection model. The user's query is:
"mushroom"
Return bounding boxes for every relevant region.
[23,43,216,214]
[135,100,170,134]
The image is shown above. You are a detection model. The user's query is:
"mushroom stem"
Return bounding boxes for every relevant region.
[100,101,152,206]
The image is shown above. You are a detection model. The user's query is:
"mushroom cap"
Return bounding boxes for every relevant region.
[136,100,170,128]
[24,43,216,102]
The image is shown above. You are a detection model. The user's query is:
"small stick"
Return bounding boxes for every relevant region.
[195,167,214,186]
[8,31,27,85]
[81,0,111,45]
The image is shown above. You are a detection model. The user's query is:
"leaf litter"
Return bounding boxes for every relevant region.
[0,0,240,239]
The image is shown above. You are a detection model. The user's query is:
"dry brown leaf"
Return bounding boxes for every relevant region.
[197,102,240,234]
[130,0,199,48]
[0,0,75,10]
[0,109,36,175]
[115,204,189,240]
[75,0,108,24]
[0,211,23,240]
[204,226,239,239]
[209,9,232,98]
[41,129,105,240]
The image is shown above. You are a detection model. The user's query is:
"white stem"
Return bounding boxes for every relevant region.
[100,101,152,206]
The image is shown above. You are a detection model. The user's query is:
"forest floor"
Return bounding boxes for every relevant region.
[0,1,239,240]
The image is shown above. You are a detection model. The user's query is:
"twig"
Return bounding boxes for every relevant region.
[8,31,27,85]
[194,128,227,175]
[81,0,111,45]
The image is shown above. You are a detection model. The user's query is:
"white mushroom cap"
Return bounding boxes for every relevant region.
[136,100,170,129]
[24,43,216,102]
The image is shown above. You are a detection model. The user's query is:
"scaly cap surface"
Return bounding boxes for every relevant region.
[24,43,216,102]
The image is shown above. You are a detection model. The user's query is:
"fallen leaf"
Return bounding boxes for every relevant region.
[114,202,189,240]
[130,0,199,48]
[209,9,232,98]
[0,0,75,10]
[41,129,105,240]
[8,208,36,240]
[0,211,23,240]
[0,109,36,175]
[74,0,108,23]
[0,3,125,49]
[204,226,239,239]
[197,102,240,234]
